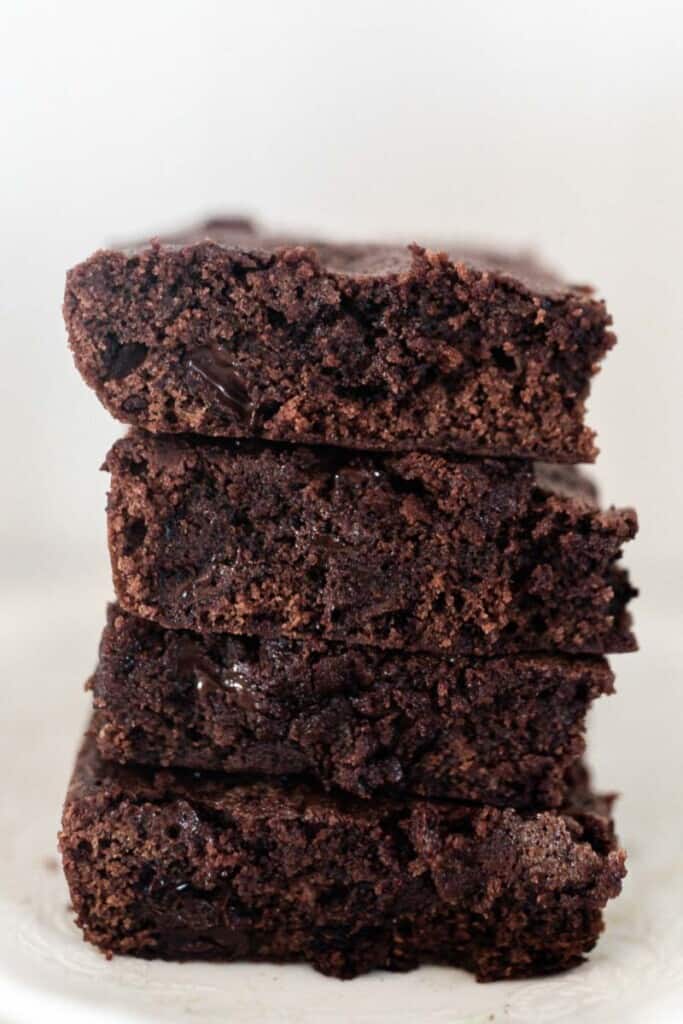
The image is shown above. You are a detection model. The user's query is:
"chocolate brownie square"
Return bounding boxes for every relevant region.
[60,728,625,980]
[91,604,614,808]
[65,218,615,460]
[105,433,637,656]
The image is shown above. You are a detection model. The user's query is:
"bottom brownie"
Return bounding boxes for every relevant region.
[60,729,625,980]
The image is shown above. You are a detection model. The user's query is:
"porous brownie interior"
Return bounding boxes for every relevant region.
[105,434,637,654]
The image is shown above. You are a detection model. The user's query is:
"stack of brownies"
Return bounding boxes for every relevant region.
[59,219,637,981]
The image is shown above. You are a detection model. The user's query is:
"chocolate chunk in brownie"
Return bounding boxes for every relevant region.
[91,604,614,808]
[60,728,625,980]
[65,218,615,461]
[105,433,637,656]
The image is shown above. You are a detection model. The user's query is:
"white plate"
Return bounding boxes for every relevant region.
[1,584,681,1023]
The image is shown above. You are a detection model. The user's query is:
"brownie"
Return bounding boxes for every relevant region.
[91,604,614,808]
[60,729,625,981]
[64,217,615,461]
[105,432,637,656]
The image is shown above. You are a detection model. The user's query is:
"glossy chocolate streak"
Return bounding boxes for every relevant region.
[175,639,258,713]
[186,345,252,423]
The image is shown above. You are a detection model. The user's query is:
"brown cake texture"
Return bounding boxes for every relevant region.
[104,432,637,657]
[59,729,625,981]
[64,217,615,461]
[91,604,614,808]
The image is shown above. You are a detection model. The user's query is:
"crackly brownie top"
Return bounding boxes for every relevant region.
[124,216,590,300]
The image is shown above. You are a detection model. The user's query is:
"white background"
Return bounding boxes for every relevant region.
[1,2,681,1022]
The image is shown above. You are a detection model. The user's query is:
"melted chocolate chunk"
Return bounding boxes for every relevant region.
[176,640,220,691]
[161,925,251,959]
[102,334,148,381]
[186,346,252,423]
[175,639,258,713]
[121,394,148,414]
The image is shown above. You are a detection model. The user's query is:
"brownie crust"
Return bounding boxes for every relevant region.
[105,433,637,656]
[60,731,625,981]
[91,605,614,808]
[65,218,615,461]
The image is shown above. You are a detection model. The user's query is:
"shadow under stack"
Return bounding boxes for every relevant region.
[59,218,636,981]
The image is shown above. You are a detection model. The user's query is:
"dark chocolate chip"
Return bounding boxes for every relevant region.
[175,640,258,713]
[186,346,252,423]
[102,332,148,381]
[122,394,148,414]
[334,467,368,486]
[123,518,147,555]
[257,399,281,422]
[161,925,251,958]
[491,347,517,373]
[176,641,221,692]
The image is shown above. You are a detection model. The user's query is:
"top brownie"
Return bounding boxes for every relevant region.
[64,217,614,460]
